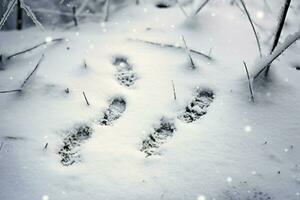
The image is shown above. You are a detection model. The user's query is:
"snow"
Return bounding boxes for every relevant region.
[0,0,300,200]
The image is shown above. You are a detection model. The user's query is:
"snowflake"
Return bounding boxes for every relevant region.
[197,195,206,200]
[256,11,264,19]
[42,195,49,200]
[244,125,252,133]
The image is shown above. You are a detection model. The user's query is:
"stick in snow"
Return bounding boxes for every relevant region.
[0,54,44,94]
[195,0,211,15]
[44,143,48,150]
[83,60,87,69]
[19,0,44,30]
[181,35,196,69]
[0,89,22,94]
[82,91,90,106]
[0,142,3,152]
[130,38,213,60]
[239,0,262,58]
[0,0,17,30]
[103,0,110,22]
[72,6,78,27]
[265,0,291,76]
[177,3,188,18]
[254,31,300,79]
[20,54,45,89]
[16,0,23,30]
[243,61,254,102]
[7,38,64,60]
[172,80,177,100]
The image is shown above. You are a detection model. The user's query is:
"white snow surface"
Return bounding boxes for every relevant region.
[0,1,300,200]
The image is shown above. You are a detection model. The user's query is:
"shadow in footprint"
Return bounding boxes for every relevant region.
[58,124,93,166]
[99,97,126,126]
[178,89,215,123]
[112,56,137,87]
[140,117,176,157]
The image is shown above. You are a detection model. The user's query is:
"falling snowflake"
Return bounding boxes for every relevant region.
[45,37,53,43]
[226,177,233,183]
[256,11,264,19]
[244,125,252,133]
[197,195,206,200]
[42,195,49,200]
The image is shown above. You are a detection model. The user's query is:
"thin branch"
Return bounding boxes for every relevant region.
[243,61,254,102]
[0,89,21,94]
[265,0,291,76]
[129,38,213,60]
[0,0,17,30]
[0,142,3,152]
[181,35,196,69]
[195,0,211,15]
[172,80,177,100]
[31,8,101,18]
[234,1,265,31]
[72,6,78,27]
[82,91,90,106]
[20,54,45,89]
[84,60,87,68]
[76,0,90,15]
[19,0,44,30]
[270,0,291,53]
[254,32,300,79]
[177,3,188,18]
[7,38,64,60]
[103,0,110,22]
[239,0,262,58]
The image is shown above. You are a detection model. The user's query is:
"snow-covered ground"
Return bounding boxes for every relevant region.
[0,1,300,200]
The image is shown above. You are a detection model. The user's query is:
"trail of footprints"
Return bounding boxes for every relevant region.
[140,89,215,156]
[58,97,127,166]
[58,55,215,165]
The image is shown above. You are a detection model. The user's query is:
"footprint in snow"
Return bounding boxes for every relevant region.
[178,88,215,123]
[98,97,126,126]
[58,97,126,166]
[140,117,176,157]
[58,124,93,166]
[112,56,137,87]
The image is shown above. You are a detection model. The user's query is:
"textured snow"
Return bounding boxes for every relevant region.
[0,1,300,200]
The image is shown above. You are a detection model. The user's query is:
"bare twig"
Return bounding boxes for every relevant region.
[181,35,196,69]
[103,0,110,22]
[0,89,22,94]
[72,6,78,27]
[0,0,17,30]
[44,142,48,150]
[177,3,188,18]
[16,0,23,30]
[254,32,300,79]
[84,60,87,68]
[20,54,45,89]
[82,91,90,106]
[130,38,213,60]
[172,80,177,100]
[239,0,262,58]
[0,142,3,152]
[195,0,211,15]
[265,0,291,76]
[7,38,64,60]
[243,61,254,102]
